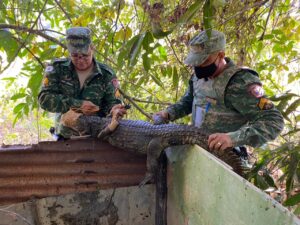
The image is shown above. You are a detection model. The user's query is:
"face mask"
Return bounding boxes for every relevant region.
[194,57,218,80]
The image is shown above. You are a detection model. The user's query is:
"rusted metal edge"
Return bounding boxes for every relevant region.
[0,139,148,205]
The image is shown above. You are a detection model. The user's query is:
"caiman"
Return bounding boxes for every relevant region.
[61,110,243,185]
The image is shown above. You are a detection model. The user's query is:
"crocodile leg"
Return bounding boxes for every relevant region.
[139,137,165,187]
[97,113,120,139]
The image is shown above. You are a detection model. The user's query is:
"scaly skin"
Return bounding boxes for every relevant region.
[62,112,243,185]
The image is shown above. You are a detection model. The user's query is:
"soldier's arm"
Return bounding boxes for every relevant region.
[225,71,284,147]
[38,64,83,113]
[166,77,194,121]
[99,70,121,116]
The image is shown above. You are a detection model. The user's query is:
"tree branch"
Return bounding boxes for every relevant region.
[259,0,276,40]
[0,0,51,74]
[13,36,44,68]
[0,24,66,48]
[93,49,165,103]
[54,0,73,24]
[111,1,122,53]
[118,88,152,120]
[129,97,171,106]
[220,0,269,26]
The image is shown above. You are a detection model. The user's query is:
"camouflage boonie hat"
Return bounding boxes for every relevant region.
[184,30,226,66]
[66,27,91,54]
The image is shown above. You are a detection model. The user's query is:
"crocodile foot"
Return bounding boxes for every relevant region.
[138,172,154,187]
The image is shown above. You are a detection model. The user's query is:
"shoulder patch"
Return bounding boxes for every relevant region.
[42,77,49,87]
[111,78,120,89]
[247,84,264,98]
[45,65,54,73]
[258,98,274,110]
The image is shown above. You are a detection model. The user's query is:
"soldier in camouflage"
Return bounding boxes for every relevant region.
[38,27,126,139]
[153,30,284,154]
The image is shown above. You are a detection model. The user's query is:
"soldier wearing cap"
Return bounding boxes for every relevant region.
[153,30,284,155]
[38,27,126,139]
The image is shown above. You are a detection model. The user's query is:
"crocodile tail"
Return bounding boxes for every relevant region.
[167,136,244,176]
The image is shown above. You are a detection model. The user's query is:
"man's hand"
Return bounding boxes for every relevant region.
[80,101,99,115]
[208,133,233,151]
[110,104,127,118]
[152,110,169,125]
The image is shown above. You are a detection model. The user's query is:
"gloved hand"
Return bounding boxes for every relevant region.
[110,104,127,118]
[152,110,169,125]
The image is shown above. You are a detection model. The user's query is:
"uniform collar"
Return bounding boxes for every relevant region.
[93,58,104,76]
[224,57,235,67]
[211,57,235,79]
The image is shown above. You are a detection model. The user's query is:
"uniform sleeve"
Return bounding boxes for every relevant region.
[166,77,194,121]
[99,70,121,115]
[38,64,83,113]
[225,71,284,147]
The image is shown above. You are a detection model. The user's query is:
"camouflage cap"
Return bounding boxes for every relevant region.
[66,27,91,54]
[184,30,226,66]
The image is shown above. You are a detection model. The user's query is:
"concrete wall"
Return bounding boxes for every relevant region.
[0,185,155,225]
[166,145,300,225]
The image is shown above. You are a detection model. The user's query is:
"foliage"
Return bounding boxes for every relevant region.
[0,0,300,213]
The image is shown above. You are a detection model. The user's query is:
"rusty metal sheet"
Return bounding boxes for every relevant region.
[0,139,147,205]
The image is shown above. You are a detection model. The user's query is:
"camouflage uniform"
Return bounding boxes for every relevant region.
[38,27,121,138]
[165,30,284,148]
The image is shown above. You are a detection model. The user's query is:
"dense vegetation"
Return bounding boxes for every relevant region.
[0,0,299,213]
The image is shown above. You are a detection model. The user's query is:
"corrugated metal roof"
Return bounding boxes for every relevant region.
[0,139,147,205]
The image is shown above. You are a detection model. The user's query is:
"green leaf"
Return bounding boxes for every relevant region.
[284,193,300,206]
[293,205,300,215]
[151,22,173,39]
[203,0,215,31]
[166,65,173,78]
[12,112,22,127]
[256,41,264,54]
[117,35,140,66]
[11,93,27,100]
[0,30,19,61]
[288,73,300,84]
[263,34,274,40]
[27,72,43,97]
[269,92,298,101]
[255,174,269,190]
[177,1,202,25]
[142,31,154,52]
[172,66,179,87]
[273,44,285,53]
[23,104,29,116]
[150,73,164,88]
[263,174,276,188]
[115,27,132,42]
[283,98,300,118]
[212,0,226,7]
[13,103,26,114]
[129,33,145,67]
[286,152,300,193]
[158,46,167,61]
[136,75,146,87]
[142,53,151,71]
